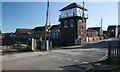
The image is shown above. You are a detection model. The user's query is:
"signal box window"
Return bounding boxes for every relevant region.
[64,21,68,28]
[70,20,74,27]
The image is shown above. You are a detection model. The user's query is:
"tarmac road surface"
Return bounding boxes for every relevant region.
[2,47,108,70]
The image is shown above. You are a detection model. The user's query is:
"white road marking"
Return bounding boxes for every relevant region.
[100,59,102,60]
[74,60,79,62]
[52,56,56,58]
[62,52,65,53]
[59,68,63,70]
[100,54,108,61]
[58,57,62,59]
[89,54,92,55]
[83,62,89,64]
[67,58,71,61]
[52,56,62,60]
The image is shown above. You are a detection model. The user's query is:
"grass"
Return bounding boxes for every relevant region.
[88,60,120,72]
[92,65,119,71]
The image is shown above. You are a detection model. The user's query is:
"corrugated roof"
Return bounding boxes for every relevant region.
[50,25,60,29]
[59,3,87,11]
[107,25,117,30]
[33,26,46,31]
[86,29,98,32]
[33,25,60,31]
[88,27,101,31]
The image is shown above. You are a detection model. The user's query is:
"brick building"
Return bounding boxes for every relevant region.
[86,27,103,42]
[118,25,120,37]
[14,28,32,45]
[0,30,1,33]
[2,28,32,45]
[32,26,46,39]
[14,28,32,40]
[32,25,60,48]
[32,25,60,40]
[59,2,88,46]
[50,25,61,47]
[103,30,109,39]
[107,25,120,38]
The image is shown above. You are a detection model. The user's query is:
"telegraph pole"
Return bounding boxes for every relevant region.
[100,19,103,35]
[82,1,86,44]
[101,19,102,31]
[45,0,50,51]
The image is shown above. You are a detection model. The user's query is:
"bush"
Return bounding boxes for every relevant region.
[12,44,32,52]
[16,46,32,52]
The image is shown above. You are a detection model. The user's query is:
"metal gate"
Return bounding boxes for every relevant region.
[108,38,120,61]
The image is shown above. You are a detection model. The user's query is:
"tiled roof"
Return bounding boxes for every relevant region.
[16,28,32,33]
[59,3,87,11]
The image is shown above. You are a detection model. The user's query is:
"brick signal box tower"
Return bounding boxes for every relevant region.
[59,2,88,46]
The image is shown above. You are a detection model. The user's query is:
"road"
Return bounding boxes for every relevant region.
[2,47,108,70]
[1,37,119,71]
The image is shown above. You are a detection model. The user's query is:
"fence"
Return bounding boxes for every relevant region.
[108,38,120,61]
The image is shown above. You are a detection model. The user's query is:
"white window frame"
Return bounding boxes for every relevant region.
[64,21,68,28]
[70,20,74,27]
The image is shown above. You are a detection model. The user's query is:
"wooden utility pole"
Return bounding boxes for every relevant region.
[82,1,85,26]
[82,1,86,43]
[45,0,50,51]
[101,19,102,30]
[45,0,50,34]
[100,19,103,36]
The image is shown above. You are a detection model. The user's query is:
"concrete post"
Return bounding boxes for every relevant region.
[115,26,118,37]
[43,41,45,49]
[46,40,49,51]
[32,38,37,51]
[32,38,35,51]
[86,37,89,42]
